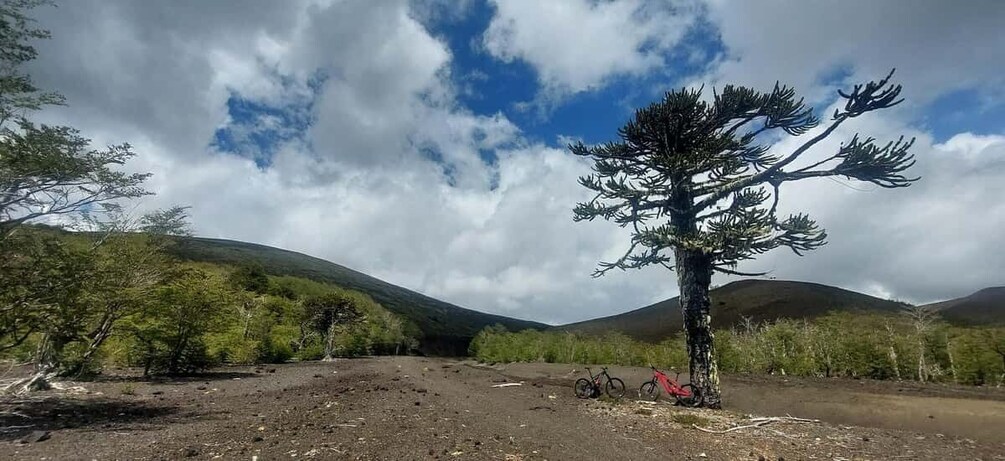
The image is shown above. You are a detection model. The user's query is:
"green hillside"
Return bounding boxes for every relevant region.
[556,279,908,342]
[168,237,547,353]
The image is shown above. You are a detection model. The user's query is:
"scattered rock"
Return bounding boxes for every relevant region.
[19,431,51,444]
[183,447,200,457]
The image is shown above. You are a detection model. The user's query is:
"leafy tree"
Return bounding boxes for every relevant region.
[301,292,361,360]
[128,268,231,375]
[66,233,174,375]
[0,230,92,391]
[572,71,918,406]
[0,1,149,237]
[0,1,182,391]
[0,229,82,354]
[228,262,270,295]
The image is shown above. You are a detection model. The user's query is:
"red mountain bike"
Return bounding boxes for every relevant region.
[574,366,626,399]
[638,364,702,407]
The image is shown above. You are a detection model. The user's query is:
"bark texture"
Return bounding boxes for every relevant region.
[675,248,722,408]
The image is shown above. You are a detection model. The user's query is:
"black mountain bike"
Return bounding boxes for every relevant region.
[574,366,626,399]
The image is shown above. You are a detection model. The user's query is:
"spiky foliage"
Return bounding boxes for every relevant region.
[573,70,917,277]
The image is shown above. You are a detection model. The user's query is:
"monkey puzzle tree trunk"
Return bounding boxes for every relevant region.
[675,248,721,408]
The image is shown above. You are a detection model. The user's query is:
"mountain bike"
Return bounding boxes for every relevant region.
[638,364,702,407]
[574,366,626,399]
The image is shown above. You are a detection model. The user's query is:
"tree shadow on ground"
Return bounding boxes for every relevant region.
[0,396,186,441]
[91,370,262,385]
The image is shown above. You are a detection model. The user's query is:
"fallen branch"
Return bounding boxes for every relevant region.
[693,421,768,434]
[692,415,820,434]
[2,372,53,395]
[491,382,523,388]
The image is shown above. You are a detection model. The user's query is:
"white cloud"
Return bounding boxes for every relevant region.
[723,110,1005,304]
[699,0,1005,107]
[482,0,698,97]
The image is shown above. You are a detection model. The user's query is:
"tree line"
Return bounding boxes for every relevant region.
[1,227,419,392]
[471,310,1005,387]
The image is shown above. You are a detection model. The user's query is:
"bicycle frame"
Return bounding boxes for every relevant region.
[650,367,692,398]
[585,367,612,387]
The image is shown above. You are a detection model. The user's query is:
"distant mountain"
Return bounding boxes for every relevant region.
[924,287,1005,325]
[169,237,547,354]
[555,279,909,342]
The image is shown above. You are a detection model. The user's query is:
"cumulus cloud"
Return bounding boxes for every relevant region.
[698,0,1005,107]
[482,0,698,97]
[720,109,1005,304]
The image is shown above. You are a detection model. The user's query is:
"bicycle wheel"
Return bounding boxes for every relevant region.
[574,378,594,399]
[675,384,702,407]
[605,378,626,399]
[638,380,659,401]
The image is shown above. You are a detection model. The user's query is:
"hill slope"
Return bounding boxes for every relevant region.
[924,287,1005,325]
[169,237,546,353]
[556,279,908,342]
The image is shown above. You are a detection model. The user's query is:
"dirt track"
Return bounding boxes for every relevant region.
[1,357,1003,460]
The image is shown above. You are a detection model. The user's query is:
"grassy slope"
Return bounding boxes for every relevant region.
[924,287,1005,325]
[168,237,547,352]
[555,279,909,342]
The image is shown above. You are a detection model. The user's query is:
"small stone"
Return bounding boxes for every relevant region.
[184,447,199,457]
[19,431,50,444]
[252,436,264,442]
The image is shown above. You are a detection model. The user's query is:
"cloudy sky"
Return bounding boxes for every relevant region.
[26,0,1005,324]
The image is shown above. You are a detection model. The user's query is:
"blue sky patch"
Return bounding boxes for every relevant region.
[918,88,1005,142]
[419,0,723,149]
[212,72,324,168]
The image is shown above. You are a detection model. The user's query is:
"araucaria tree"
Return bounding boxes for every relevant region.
[572,71,918,407]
